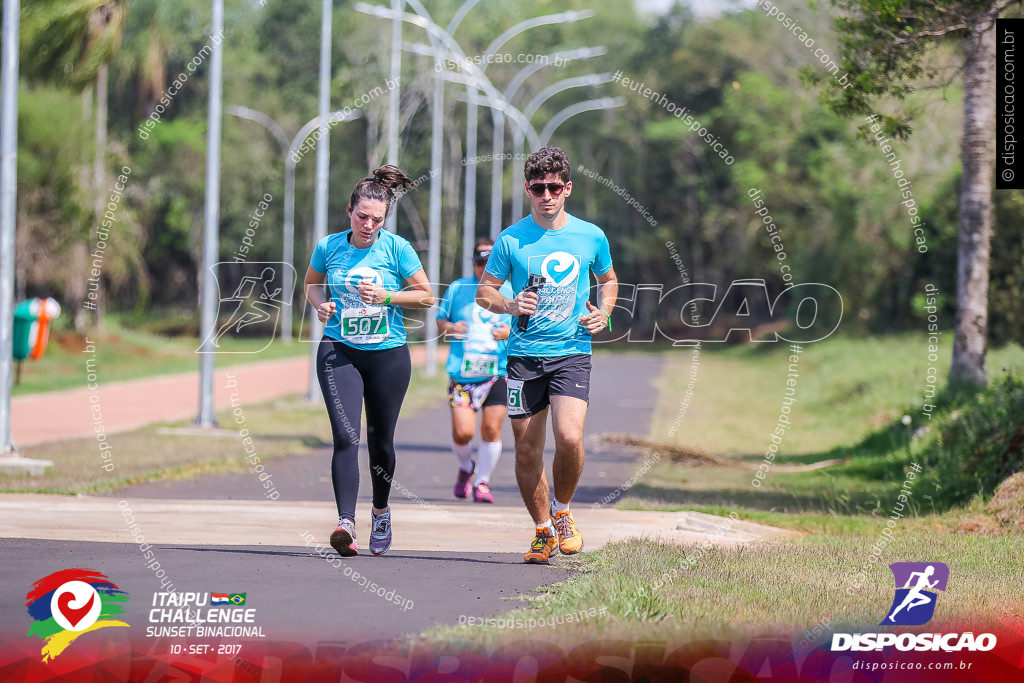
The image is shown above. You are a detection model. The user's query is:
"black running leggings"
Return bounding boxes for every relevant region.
[316,338,411,521]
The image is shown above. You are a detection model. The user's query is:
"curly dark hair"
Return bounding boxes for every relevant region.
[348,165,415,217]
[524,146,571,184]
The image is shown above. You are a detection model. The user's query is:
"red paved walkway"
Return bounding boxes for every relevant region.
[12,346,447,446]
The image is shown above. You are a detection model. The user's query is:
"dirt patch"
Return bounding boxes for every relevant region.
[595,434,845,472]
[596,433,727,467]
[954,516,1005,535]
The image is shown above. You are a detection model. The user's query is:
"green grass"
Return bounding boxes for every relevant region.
[1,366,447,494]
[424,533,1023,648]
[13,315,311,396]
[424,334,1024,647]
[632,334,1024,516]
[650,334,1024,457]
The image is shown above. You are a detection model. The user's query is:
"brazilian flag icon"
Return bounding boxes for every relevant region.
[228,593,246,606]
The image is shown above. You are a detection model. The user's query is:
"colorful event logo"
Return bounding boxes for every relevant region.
[881,562,949,626]
[25,569,129,662]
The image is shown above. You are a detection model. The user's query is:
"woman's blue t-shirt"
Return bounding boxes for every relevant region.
[310,229,424,350]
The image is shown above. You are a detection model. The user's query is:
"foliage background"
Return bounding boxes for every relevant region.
[13,0,1023,345]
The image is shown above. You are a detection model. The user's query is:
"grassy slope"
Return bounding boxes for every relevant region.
[426,534,1021,649]
[424,335,1024,646]
[635,335,1024,516]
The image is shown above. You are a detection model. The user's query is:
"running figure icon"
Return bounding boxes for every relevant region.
[212,267,283,346]
[887,565,938,623]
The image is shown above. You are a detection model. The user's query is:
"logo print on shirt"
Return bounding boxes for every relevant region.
[540,252,581,287]
[466,304,499,353]
[343,266,382,294]
[531,252,581,322]
[471,304,499,327]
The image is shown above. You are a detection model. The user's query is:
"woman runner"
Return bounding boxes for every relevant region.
[303,165,435,557]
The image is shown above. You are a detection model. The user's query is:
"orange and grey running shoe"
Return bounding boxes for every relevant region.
[552,509,583,555]
[523,525,558,564]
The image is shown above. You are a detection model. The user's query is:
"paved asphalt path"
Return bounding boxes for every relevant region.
[102,353,662,508]
[5,354,664,645]
[0,539,563,643]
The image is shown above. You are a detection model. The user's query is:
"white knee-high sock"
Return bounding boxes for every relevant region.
[452,438,474,472]
[474,440,502,485]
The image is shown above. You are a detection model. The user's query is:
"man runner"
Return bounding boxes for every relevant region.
[476,146,618,564]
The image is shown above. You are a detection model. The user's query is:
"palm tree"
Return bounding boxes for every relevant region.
[21,0,127,329]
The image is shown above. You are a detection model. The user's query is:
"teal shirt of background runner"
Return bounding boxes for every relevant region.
[485,213,613,357]
[310,229,424,350]
[436,277,514,382]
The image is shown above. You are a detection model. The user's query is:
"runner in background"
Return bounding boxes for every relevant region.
[436,239,514,503]
[302,165,435,557]
[476,146,618,564]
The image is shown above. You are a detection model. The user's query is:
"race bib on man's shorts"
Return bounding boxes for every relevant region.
[505,378,526,416]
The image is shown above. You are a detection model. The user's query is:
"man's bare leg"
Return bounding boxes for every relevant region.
[549,395,588,505]
[511,407,550,525]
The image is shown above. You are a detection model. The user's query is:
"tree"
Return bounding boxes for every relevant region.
[21,0,127,329]
[818,0,1010,386]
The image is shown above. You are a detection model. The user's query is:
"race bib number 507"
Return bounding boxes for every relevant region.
[340,306,390,344]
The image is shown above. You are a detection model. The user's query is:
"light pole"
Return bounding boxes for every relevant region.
[226,106,360,345]
[404,43,605,274]
[539,97,626,147]
[196,0,224,428]
[308,0,333,402]
[508,74,615,222]
[466,11,595,240]
[384,0,402,233]
[0,0,24,465]
[356,0,538,376]
[501,48,608,230]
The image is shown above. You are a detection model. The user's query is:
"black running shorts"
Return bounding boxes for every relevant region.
[505,354,592,418]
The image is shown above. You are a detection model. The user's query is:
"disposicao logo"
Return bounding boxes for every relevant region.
[831,561,997,653]
[25,569,129,662]
[882,562,948,626]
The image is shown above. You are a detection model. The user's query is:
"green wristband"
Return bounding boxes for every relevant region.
[603,309,612,333]
[384,293,393,305]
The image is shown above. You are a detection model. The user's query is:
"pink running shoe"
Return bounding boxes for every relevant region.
[454,462,475,499]
[329,518,358,557]
[473,482,494,503]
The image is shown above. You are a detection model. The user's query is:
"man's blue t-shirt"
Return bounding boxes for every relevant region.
[436,277,514,382]
[310,229,424,350]
[485,214,613,357]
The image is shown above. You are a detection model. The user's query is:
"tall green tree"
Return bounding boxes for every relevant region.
[820,0,1010,386]
[21,0,127,328]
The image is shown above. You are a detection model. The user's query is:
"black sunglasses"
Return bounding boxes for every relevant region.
[528,182,566,198]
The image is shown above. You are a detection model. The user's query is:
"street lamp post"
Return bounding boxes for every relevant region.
[508,73,614,222]
[467,11,595,240]
[196,0,224,428]
[308,0,333,402]
[502,48,607,228]
[539,97,626,147]
[384,0,402,234]
[356,0,539,376]
[226,106,360,345]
